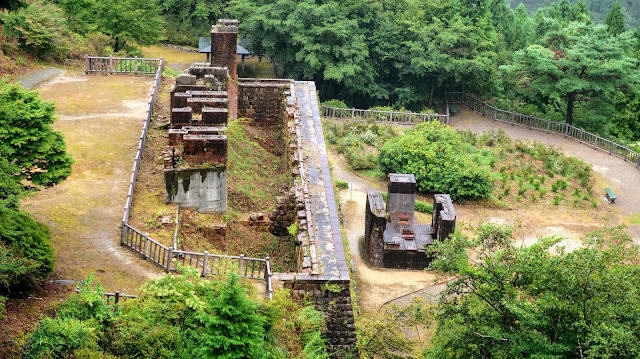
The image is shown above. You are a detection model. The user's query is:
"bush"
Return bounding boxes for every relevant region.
[1,1,73,60]
[334,180,349,189]
[25,317,101,358]
[323,99,348,108]
[414,200,433,214]
[0,208,54,285]
[379,122,493,202]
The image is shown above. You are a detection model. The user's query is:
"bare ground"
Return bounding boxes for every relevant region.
[24,72,162,290]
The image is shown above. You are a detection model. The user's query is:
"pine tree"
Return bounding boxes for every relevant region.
[605,1,626,36]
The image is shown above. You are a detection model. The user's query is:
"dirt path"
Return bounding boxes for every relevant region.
[22,72,161,292]
[450,107,640,241]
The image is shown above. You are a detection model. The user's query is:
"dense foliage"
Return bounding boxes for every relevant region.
[379,122,493,202]
[0,79,74,189]
[233,0,640,145]
[0,81,67,318]
[425,224,640,358]
[24,271,328,358]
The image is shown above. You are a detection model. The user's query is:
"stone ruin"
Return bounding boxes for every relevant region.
[161,18,359,356]
[365,173,456,269]
[164,19,239,214]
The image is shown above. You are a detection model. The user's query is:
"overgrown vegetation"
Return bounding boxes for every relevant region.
[326,120,595,206]
[324,120,403,174]
[227,118,291,211]
[425,223,640,358]
[24,271,327,358]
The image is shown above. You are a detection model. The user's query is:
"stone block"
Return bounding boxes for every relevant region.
[171,107,192,128]
[171,92,192,108]
[176,74,196,85]
[202,108,228,125]
[182,134,228,165]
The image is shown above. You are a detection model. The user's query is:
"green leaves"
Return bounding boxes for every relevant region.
[425,225,640,358]
[0,79,74,190]
[378,121,493,201]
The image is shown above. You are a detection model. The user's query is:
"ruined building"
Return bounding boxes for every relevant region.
[162,19,358,356]
[365,173,457,269]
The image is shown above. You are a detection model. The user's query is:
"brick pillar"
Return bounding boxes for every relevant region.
[211,22,238,121]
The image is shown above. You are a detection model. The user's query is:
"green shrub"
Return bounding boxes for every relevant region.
[322,99,348,108]
[551,179,568,192]
[25,317,101,358]
[1,1,72,60]
[414,200,433,214]
[0,243,40,293]
[379,121,492,202]
[0,208,54,285]
[334,180,349,189]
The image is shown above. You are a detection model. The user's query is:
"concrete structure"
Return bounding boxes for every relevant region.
[365,174,457,269]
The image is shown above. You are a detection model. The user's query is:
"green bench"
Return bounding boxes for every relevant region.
[450,104,457,116]
[605,188,616,203]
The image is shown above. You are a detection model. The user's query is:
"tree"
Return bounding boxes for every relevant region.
[94,0,164,52]
[501,23,639,127]
[424,224,640,358]
[605,1,626,36]
[378,121,493,201]
[231,0,380,105]
[0,1,72,60]
[0,79,74,189]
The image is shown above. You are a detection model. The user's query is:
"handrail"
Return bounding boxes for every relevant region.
[84,55,161,75]
[446,92,640,169]
[321,105,449,125]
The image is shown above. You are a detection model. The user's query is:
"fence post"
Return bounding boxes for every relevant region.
[134,56,138,74]
[389,111,393,122]
[265,257,272,300]
[547,119,551,133]
[109,55,113,75]
[202,251,208,277]
[120,221,126,245]
[84,55,89,74]
[493,108,497,121]
[166,246,173,273]
[143,235,148,259]
[351,108,355,120]
[115,291,120,304]
[238,254,245,275]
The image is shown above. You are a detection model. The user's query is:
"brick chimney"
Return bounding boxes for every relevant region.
[211,20,238,120]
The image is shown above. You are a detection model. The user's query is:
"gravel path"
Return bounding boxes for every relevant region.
[13,67,63,89]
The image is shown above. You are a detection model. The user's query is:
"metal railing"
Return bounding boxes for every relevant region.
[446,92,640,168]
[321,105,449,125]
[84,55,161,75]
[88,57,274,299]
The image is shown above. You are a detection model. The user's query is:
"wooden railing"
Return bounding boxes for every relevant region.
[121,224,273,298]
[84,55,162,75]
[447,92,640,168]
[321,105,449,125]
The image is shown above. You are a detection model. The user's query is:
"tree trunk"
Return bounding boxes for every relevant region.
[114,37,121,53]
[566,91,576,126]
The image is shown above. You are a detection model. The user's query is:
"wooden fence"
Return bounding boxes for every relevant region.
[84,55,162,75]
[121,223,273,297]
[321,105,449,125]
[87,56,274,299]
[446,92,640,168]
